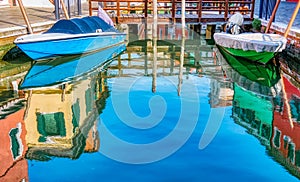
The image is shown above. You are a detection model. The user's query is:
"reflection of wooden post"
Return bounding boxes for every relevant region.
[280,75,294,129]
[118,55,121,76]
[153,0,157,38]
[60,0,70,20]
[181,0,185,38]
[265,0,280,33]
[284,1,300,38]
[178,38,185,96]
[23,90,32,120]
[144,23,148,75]
[17,0,33,34]
[152,37,157,93]
[61,84,66,102]
[152,0,158,93]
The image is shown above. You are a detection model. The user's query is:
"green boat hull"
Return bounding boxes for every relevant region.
[217,45,280,87]
[220,46,276,64]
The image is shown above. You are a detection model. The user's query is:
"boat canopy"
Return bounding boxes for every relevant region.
[45,16,118,34]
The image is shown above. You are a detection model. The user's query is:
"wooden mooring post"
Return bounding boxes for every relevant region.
[16,0,33,34]
[284,0,300,38]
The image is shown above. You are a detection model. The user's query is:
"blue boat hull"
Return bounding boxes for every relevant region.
[20,43,126,89]
[16,33,126,60]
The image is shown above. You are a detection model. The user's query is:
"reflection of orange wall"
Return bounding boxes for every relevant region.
[0,158,28,182]
[0,109,28,180]
[84,122,100,152]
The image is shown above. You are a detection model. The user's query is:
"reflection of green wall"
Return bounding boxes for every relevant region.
[234,83,273,125]
[36,112,66,142]
[72,99,80,133]
[85,88,92,115]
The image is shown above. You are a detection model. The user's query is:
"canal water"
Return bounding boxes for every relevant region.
[0,23,300,182]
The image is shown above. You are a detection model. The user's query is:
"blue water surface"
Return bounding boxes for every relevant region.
[28,75,298,182]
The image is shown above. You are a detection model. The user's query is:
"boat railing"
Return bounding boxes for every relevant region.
[88,0,255,22]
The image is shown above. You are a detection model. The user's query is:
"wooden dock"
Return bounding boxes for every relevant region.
[88,0,255,24]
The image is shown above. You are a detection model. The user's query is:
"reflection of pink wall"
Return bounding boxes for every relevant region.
[0,109,28,181]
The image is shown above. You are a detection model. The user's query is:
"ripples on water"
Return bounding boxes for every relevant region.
[0,23,300,182]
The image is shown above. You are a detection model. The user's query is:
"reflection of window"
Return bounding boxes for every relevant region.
[251,119,261,131]
[37,112,66,142]
[9,128,20,159]
[85,88,93,115]
[295,150,300,167]
[273,128,281,148]
[273,96,283,112]
[290,96,299,122]
[283,135,291,149]
[72,99,80,133]
[288,142,295,164]
[261,124,271,140]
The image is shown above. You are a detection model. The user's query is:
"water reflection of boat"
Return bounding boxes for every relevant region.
[14,16,126,60]
[24,69,110,161]
[20,43,125,89]
[216,45,281,98]
[217,44,281,87]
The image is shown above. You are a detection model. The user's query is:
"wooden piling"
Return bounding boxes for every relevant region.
[284,1,300,38]
[265,0,281,33]
[16,0,33,34]
[60,0,70,20]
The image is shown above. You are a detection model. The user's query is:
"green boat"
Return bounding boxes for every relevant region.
[214,32,287,64]
[217,44,281,87]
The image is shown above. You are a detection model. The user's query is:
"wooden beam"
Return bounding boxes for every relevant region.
[60,0,70,20]
[16,0,33,34]
[265,0,280,33]
[284,0,300,38]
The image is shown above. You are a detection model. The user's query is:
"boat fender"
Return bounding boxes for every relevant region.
[96,29,103,33]
[225,12,244,34]
[225,22,241,35]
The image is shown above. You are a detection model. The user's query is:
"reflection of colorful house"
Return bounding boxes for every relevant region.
[270,73,300,178]
[232,83,274,146]
[0,108,28,181]
[24,72,108,160]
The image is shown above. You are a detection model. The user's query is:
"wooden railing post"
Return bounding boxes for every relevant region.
[250,0,255,19]
[284,0,300,38]
[60,0,70,20]
[117,0,120,23]
[224,0,229,20]
[172,0,175,23]
[145,0,148,18]
[88,0,92,16]
[265,0,280,33]
[198,0,202,22]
